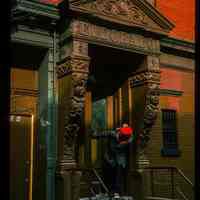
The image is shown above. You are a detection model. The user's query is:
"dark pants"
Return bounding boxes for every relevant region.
[112,165,126,195]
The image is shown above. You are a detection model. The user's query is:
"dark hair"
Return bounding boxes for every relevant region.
[122,121,129,125]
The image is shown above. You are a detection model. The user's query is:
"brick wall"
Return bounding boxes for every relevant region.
[155,0,195,41]
[147,66,194,182]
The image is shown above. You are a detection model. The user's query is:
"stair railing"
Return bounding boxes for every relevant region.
[76,167,111,198]
[174,168,194,200]
[92,168,110,194]
[144,166,194,200]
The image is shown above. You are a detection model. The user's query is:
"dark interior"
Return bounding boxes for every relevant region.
[11,42,47,69]
[88,44,145,101]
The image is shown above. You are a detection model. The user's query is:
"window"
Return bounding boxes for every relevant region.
[91,98,106,131]
[161,109,180,156]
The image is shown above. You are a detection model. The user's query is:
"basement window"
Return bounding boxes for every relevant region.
[161,109,180,156]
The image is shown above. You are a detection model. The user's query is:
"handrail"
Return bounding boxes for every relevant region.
[145,167,194,188]
[175,168,194,188]
[92,168,110,194]
[144,166,194,200]
[145,167,193,185]
[175,186,189,200]
[74,167,110,195]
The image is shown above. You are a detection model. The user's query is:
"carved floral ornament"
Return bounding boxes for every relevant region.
[129,71,160,87]
[78,0,148,25]
[57,56,90,78]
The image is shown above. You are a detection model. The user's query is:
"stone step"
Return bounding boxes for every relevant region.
[145,197,179,200]
[80,195,133,200]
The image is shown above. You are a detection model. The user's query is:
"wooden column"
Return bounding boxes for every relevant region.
[121,80,130,124]
[106,96,114,129]
[84,91,92,166]
[56,39,90,200]
[128,55,160,200]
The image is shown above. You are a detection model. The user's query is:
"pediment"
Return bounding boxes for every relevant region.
[69,0,174,35]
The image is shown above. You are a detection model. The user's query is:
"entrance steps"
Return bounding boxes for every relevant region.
[80,194,133,200]
[145,197,179,200]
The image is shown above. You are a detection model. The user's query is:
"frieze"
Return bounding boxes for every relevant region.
[79,0,148,25]
[71,20,160,54]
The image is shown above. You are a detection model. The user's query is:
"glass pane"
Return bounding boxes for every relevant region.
[91,98,107,131]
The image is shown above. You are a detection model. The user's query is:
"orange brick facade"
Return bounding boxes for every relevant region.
[148,66,195,179]
[155,0,195,41]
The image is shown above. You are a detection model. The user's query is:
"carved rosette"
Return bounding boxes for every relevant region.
[57,55,90,162]
[130,70,160,150]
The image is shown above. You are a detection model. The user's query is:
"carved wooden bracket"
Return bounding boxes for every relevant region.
[130,70,160,150]
[57,55,90,78]
[57,55,90,164]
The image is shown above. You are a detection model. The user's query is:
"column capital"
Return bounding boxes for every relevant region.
[129,70,160,88]
[57,55,90,78]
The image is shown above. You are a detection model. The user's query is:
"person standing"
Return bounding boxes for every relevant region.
[90,122,135,198]
[112,122,134,198]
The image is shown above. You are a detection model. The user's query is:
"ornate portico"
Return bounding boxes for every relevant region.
[56,0,174,199]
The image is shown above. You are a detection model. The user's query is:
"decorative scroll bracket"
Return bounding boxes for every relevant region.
[57,53,90,169]
[129,55,160,168]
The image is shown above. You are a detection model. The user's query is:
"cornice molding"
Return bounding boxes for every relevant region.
[159,89,183,96]
[12,0,60,20]
[161,37,195,54]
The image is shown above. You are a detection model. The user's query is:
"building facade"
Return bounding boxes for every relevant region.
[10,1,195,200]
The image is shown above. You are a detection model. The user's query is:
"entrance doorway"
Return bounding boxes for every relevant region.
[79,44,145,194]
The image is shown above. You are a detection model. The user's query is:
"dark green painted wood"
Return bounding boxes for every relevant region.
[14,0,60,19]
[47,48,57,200]
[38,51,49,200]
[38,48,57,200]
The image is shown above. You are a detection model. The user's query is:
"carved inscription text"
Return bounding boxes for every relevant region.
[71,20,160,54]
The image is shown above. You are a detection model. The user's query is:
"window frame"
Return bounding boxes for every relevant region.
[161,109,180,157]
